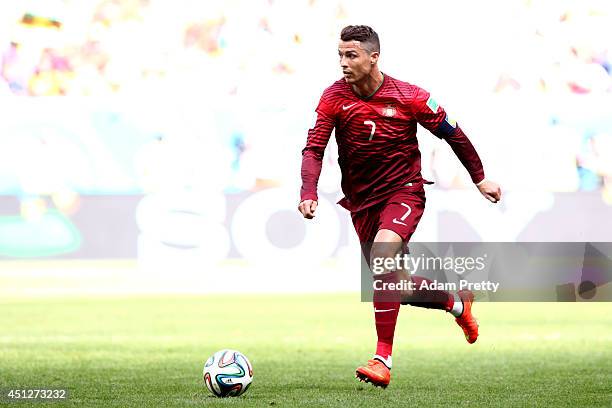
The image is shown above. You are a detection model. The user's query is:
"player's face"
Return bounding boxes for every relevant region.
[338,41,378,84]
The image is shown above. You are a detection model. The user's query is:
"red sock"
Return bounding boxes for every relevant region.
[404,275,454,311]
[372,272,401,361]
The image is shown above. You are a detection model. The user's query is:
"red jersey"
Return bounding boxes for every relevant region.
[300,74,485,212]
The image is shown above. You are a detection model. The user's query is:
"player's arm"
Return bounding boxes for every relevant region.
[411,87,501,203]
[299,97,335,218]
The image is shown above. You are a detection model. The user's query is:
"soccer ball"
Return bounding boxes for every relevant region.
[203,349,253,397]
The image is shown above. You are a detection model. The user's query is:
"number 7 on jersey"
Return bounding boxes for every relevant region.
[364,120,376,141]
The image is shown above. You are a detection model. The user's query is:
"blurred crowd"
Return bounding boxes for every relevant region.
[492,1,611,95]
[0,0,611,198]
[0,0,342,97]
[1,0,610,97]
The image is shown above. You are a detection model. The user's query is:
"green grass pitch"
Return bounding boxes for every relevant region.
[1,294,611,407]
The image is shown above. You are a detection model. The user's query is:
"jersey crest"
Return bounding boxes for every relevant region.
[382,104,396,117]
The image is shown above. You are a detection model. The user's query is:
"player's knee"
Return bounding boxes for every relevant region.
[369,244,400,275]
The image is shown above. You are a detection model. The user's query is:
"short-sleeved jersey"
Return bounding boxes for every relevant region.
[301,74,484,212]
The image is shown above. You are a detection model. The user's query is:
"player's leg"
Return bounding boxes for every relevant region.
[377,189,479,343]
[351,206,401,387]
[356,188,434,387]
[403,281,478,342]
[369,229,405,362]
[355,228,403,388]
[376,191,452,311]
[401,275,454,311]
[359,190,425,386]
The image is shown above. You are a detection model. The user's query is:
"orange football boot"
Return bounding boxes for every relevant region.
[355,359,390,388]
[455,290,479,344]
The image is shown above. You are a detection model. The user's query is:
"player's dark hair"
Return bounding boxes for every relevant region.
[340,25,380,54]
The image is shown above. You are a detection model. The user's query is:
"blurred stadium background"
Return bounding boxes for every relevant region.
[0,0,611,295]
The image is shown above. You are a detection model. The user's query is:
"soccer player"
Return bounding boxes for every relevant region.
[298,25,502,388]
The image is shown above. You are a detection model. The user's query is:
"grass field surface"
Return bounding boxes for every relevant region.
[1,295,611,407]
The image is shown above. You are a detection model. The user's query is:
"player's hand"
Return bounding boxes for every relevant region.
[476,180,501,203]
[298,200,318,219]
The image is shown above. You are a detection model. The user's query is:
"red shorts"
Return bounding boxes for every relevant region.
[351,187,426,243]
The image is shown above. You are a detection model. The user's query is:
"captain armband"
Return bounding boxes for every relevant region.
[435,114,458,139]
